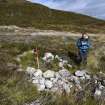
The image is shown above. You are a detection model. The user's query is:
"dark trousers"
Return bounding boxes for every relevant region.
[78,50,88,65]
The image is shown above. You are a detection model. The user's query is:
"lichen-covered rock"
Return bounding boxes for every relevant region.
[43,70,55,78]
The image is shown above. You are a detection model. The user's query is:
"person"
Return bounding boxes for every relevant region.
[76,32,91,65]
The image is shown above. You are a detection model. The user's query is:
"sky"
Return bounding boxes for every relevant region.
[27,0,105,20]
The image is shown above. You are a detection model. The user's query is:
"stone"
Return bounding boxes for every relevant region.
[37,84,45,91]
[94,89,102,99]
[59,69,71,78]
[69,83,73,88]
[50,78,58,84]
[62,60,68,64]
[55,72,61,79]
[59,58,63,62]
[32,77,45,85]
[69,76,80,84]
[43,70,55,78]
[42,52,54,62]
[80,76,86,81]
[57,79,64,88]
[67,64,72,68]
[98,82,104,90]
[76,84,82,90]
[32,79,39,84]
[63,83,71,93]
[39,78,45,85]
[55,55,61,60]
[85,74,91,80]
[33,69,43,77]
[58,60,69,69]
[50,78,55,81]
[26,67,36,77]
[45,80,53,89]
[59,62,64,68]
[75,70,86,77]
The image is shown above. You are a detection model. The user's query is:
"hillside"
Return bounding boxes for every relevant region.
[0,0,105,33]
[1,1,105,105]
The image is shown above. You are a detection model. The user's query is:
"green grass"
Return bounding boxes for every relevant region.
[0,51,40,105]
[0,35,105,105]
[0,75,39,105]
[19,51,35,69]
[0,1,105,33]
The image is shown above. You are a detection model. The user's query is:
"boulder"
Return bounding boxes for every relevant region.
[43,70,55,78]
[45,80,53,89]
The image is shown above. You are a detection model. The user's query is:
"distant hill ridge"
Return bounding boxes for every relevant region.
[0,0,105,33]
[0,0,26,3]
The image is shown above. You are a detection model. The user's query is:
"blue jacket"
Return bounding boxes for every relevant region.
[76,38,91,53]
